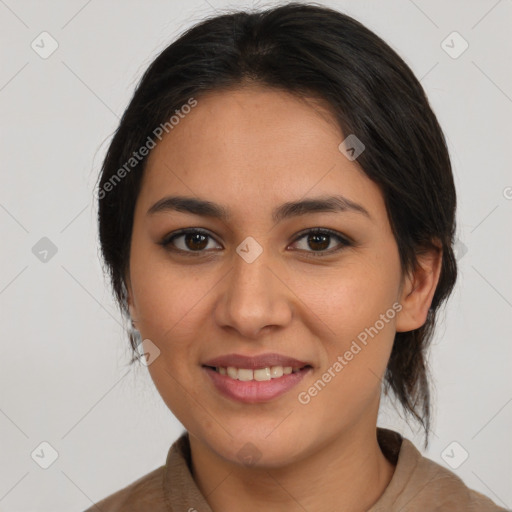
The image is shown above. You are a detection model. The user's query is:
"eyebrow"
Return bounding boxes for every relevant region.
[147,194,372,223]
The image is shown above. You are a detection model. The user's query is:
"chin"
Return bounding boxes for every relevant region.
[210,430,308,469]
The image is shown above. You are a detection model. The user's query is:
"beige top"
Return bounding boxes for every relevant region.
[84,428,508,511]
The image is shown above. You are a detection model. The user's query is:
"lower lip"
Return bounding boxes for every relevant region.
[203,366,312,404]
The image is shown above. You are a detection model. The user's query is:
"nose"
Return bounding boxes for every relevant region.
[213,242,293,340]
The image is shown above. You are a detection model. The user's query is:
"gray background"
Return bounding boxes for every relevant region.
[0,0,511,510]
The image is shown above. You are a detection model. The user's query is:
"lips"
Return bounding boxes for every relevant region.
[202,353,311,370]
[201,352,313,403]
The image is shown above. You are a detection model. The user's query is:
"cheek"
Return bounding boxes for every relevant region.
[297,295,397,429]
[132,265,208,416]
[300,259,399,398]
[130,249,213,339]
[297,257,400,336]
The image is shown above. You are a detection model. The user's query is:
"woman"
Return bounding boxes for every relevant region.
[87,2,507,510]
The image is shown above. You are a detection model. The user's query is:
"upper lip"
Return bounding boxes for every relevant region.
[202,353,311,369]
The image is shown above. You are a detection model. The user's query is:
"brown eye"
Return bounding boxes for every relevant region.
[160,229,221,253]
[182,232,208,251]
[290,228,352,256]
[160,227,352,258]
[305,232,330,251]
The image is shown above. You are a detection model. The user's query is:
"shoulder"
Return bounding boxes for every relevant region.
[83,465,167,512]
[408,447,506,511]
[375,430,508,512]
[82,432,192,512]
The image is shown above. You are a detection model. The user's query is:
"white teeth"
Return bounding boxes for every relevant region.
[215,365,302,381]
[270,366,283,378]
[238,368,253,381]
[253,368,271,381]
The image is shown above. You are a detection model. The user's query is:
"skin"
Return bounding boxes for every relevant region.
[126,85,442,512]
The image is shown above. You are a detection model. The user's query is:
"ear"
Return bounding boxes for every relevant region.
[395,243,443,333]
[125,275,137,322]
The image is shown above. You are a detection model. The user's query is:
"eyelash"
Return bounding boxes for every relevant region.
[158,227,353,258]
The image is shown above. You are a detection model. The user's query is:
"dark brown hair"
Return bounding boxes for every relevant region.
[96,1,458,448]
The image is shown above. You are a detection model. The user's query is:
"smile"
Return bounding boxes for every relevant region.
[209,365,307,381]
[202,365,312,403]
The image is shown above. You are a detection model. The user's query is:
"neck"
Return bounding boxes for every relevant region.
[188,420,396,512]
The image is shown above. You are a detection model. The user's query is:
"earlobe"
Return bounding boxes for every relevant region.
[128,303,137,323]
[124,276,138,322]
[395,245,443,333]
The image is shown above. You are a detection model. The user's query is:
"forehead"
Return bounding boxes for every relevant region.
[138,86,386,227]
[147,85,341,170]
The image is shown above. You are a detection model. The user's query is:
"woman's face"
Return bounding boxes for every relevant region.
[126,86,429,467]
